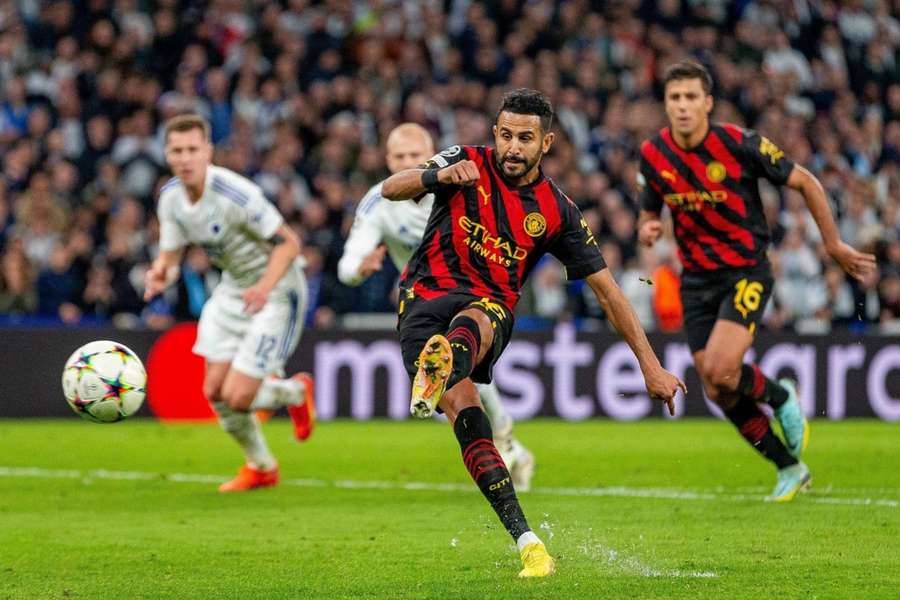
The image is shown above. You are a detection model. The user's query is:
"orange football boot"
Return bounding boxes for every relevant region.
[287,372,316,441]
[218,464,279,492]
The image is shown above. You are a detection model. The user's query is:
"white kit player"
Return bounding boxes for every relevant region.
[144,114,314,492]
[338,123,536,490]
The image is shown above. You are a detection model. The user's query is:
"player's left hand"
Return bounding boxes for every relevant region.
[827,241,877,282]
[243,283,271,315]
[359,245,387,278]
[644,366,687,416]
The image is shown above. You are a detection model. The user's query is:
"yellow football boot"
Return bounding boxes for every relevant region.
[518,542,556,578]
[410,335,453,418]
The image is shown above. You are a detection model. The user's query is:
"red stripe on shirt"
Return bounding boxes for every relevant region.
[704,130,743,181]
[647,136,755,260]
[660,129,750,221]
[672,222,702,271]
[671,212,723,270]
[471,160,513,305]
[449,189,494,299]
[423,229,458,291]
[721,123,744,144]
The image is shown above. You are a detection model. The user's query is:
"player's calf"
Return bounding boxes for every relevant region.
[506,441,536,492]
[212,401,278,473]
[453,407,536,547]
[232,372,315,441]
[452,404,553,575]
[723,396,797,470]
[737,363,788,409]
[737,366,809,458]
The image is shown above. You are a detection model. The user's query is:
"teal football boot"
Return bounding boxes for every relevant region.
[774,379,809,458]
[770,462,811,503]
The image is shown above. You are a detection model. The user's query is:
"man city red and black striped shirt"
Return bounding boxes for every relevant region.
[400,145,606,311]
[638,123,795,273]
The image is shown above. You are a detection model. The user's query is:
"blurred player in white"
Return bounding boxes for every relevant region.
[145,114,314,492]
[338,123,536,490]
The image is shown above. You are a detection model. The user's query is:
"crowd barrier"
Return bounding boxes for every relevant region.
[1,324,897,421]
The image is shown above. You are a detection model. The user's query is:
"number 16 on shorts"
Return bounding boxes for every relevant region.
[731,277,771,336]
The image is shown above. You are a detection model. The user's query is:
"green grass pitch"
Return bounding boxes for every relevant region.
[0,418,898,599]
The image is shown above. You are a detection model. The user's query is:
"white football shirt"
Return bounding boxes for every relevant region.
[337,182,434,286]
[157,165,297,291]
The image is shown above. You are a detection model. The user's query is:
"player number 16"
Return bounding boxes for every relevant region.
[733,278,763,319]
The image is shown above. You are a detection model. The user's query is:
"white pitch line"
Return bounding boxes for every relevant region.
[0,466,897,509]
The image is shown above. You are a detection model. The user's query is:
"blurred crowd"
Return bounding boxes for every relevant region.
[0,0,897,334]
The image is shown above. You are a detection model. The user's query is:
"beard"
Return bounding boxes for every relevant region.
[498,151,539,180]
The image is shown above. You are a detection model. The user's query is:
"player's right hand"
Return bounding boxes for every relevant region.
[359,245,387,278]
[438,160,479,186]
[638,219,663,247]
[143,266,167,301]
[643,366,687,416]
[827,240,877,283]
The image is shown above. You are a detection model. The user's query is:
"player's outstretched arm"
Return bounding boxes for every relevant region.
[586,269,686,414]
[381,160,480,200]
[243,223,301,314]
[637,209,663,247]
[143,249,182,301]
[785,165,876,282]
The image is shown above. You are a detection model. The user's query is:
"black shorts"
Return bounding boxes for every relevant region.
[681,263,774,353]
[397,291,514,385]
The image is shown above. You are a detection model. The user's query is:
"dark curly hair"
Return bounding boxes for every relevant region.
[496,88,554,132]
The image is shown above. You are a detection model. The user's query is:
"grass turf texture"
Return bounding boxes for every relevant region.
[0,419,897,599]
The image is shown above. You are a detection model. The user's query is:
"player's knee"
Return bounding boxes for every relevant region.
[702,363,740,394]
[703,384,723,404]
[222,386,254,413]
[203,380,224,404]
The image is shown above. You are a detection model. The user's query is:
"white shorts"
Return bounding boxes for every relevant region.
[193,275,308,379]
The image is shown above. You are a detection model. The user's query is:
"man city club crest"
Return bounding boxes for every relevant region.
[706,161,726,183]
[524,212,547,237]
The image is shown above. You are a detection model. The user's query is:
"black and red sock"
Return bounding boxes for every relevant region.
[454,406,529,540]
[737,364,788,409]
[445,315,481,389]
[724,396,796,468]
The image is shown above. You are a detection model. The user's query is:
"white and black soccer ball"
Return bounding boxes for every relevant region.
[61,340,147,423]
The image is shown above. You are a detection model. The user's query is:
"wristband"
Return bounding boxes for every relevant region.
[421,168,440,191]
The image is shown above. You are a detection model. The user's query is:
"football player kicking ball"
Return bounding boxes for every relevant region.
[637,61,876,502]
[144,114,315,492]
[382,89,685,577]
[337,123,538,491]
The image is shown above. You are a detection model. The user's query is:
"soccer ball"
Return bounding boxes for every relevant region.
[61,340,147,423]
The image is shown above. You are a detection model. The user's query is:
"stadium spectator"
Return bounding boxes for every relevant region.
[36,241,80,322]
[0,237,36,315]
